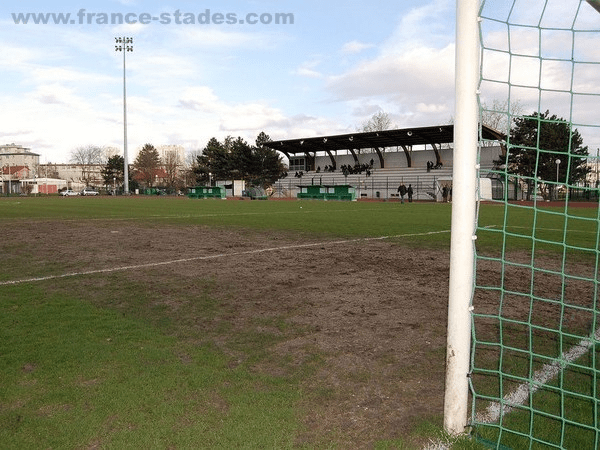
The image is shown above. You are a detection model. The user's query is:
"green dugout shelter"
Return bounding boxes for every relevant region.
[187,186,226,199]
[297,184,356,201]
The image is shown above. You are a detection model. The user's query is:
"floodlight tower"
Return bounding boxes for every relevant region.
[115,37,133,194]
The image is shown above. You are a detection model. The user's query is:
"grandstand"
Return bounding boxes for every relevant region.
[264,124,505,201]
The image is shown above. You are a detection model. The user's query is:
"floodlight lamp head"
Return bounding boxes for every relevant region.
[587,0,600,14]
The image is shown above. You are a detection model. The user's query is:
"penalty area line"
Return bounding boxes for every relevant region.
[0,229,450,287]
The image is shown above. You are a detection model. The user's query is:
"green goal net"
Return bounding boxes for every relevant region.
[469,0,600,448]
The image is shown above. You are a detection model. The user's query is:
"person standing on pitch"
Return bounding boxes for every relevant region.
[407,184,413,203]
[397,183,407,203]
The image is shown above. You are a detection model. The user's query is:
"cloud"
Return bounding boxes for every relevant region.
[178,86,221,112]
[326,45,455,115]
[294,60,323,78]
[478,1,600,149]
[176,86,287,132]
[172,26,280,49]
[317,0,456,128]
[0,45,44,67]
[341,40,374,55]
[114,0,139,6]
[0,130,32,138]
[380,0,453,54]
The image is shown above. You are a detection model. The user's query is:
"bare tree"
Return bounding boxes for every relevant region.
[162,150,182,189]
[481,99,524,135]
[447,99,522,148]
[70,145,107,186]
[186,149,202,167]
[45,164,60,179]
[70,145,106,165]
[361,110,393,132]
[183,149,202,188]
[358,111,395,157]
[448,99,523,134]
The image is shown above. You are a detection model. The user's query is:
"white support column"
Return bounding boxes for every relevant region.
[444,0,480,435]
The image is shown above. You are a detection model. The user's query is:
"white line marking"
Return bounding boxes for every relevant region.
[0,207,390,223]
[476,327,600,424]
[503,225,594,234]
[0,230,450,287]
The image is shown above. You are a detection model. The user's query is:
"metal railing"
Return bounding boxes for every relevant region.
[274,171,452,201]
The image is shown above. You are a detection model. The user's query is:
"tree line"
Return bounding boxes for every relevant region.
[191,132,287,188]
[72,109,593,200]
[70,131,287,193]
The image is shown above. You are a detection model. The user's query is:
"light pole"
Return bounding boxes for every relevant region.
[555,158,561,201]
[115,37,133,195]
[113,176,116,195]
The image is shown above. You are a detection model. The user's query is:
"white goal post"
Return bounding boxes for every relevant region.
[443,0,480,435]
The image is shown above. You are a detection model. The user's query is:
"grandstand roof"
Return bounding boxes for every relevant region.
[263,124,504,157]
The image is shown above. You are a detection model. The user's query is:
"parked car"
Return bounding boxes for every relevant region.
[81,188,99,196]
[60,190,79,196]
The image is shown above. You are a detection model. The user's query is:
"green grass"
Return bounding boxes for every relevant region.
[2,196,599,448]
[0,283,304,449]
[0,196,452,240]
[3,196,597,253]
[1,197,456,448]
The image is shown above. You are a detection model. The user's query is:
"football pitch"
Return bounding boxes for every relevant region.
[1,196,595,449]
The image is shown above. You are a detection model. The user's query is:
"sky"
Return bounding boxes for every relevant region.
[1,0,599,164]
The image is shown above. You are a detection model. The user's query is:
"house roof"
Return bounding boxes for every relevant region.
[1,165,28,175]
[132,168,168,182]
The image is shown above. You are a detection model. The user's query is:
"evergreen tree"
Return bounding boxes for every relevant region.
[193,137,228,184]
[230,137,253,181]
[102,155,124,190]
[251,132,287,187]
[133,144,161,187]
[192,132,287,188]
[499,111,590,200]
